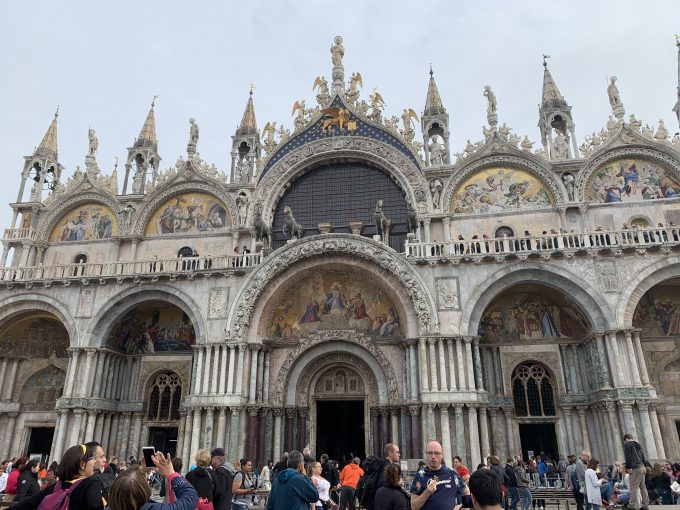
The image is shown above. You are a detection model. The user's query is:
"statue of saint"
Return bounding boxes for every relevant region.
[554,131,569,159]
[483,85,497,114]
[429,135,446,165]
[88,128,98,157]
[189,118,199,146]
[607,76,621,108]
[430,178,443,209]
[330,36,344,67]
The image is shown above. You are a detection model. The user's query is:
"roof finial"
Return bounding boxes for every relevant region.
[151,95,158,110]
[429,63,433,78]
[114,156,118,171]
[54,106,59,119]
[542,54,551,68]
[250,84,256,96]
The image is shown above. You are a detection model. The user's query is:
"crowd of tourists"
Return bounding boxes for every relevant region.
[0,432,677,510]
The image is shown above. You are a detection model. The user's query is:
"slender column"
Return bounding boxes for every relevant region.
[91,352,106,398]
[203,407,215,450]
[53,411,69,461]
[464,337,475,390]
[119,357,131,400]
[190,408,202,459]
[493,348,504,394]
[123,358,135,400]
[633,331,650,385]
[219,345,228,394]
[228,408,241,459]
[428,339,439,391]
[101,354,112,399]
[440,405,452,467]
[176,411,186,467]
[402,343,410,401]
[227,346,236,394]
[110,357,121,400]
[424,404,436,447]
[437,340,448,391]
[193,347,204,394]
[559,345,572,393]
[446,339,457,391]
[3,359,19,400]
[606,403,625,460]
[473,339,483,390]
[570,345,583,392]
[555,415,569,462]
[131,413,143,460]
[285,408,295,453]
[468,405,481,469]
[409,342,418,398]
[84,410,98,441]
[130,357,141,401]
[454,405,466,463]
[102,413,113,454]
[211,346,220,395]
[442,217,451,242]
[245,407,258,459]
[418,338,429,392]
[619,401,637,437]
[403,407,412,458]
[298,408,308,450]
[235,345,246,395]
[181,411,192,471]
[390,407,399,443]
[563,407,575,455]
[479,407,490,459]
[504,408,515,457]
[371,409,380,455]
[409,406,421,459]
[624,331,642,386]
[606,331,625,387]
[248,345,260,404]
[0,360,7,397]
[202,346,212,395]
[120,413,132,460]
[216,408,227,449]
[81,349,97,397]
[257,409,266,468]
[1,413,17,459]
[380,408,389,453]
[69,409,85,446]
[263,350,271,404]
[456,338,466,390]
[64,349,79,397]
[649,405,666,459]
[256,349,265,402]
[273,409,283,462]
[109,415,120,457]
[637,403,658,459]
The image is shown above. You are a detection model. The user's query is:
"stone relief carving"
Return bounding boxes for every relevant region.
[75,287,97,318]
[298,353,378,406]
[271,330,400,406]
[227,235,438,339]
[208,288,229,319]
[435,277,460,310]
[596,260,619,293]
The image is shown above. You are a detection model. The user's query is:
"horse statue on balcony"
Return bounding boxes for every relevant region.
[253,205,272,248]
[374,200,391,244]
[282,206,304,240]
[406,201,418,236]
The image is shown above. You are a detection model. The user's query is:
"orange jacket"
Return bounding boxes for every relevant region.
[340,463,364,489]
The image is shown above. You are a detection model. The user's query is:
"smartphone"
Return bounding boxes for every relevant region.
[142,446,155,467]
[462,495,473,508]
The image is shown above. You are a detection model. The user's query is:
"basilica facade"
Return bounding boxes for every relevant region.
[1,36,680,471]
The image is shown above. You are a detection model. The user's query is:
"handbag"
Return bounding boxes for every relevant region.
[671,481,680,493]
[197,497,215,510]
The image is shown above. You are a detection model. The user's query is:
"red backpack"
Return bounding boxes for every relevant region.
[37,479,84,510]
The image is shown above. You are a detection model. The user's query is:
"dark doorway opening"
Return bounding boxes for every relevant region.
[518,423,559,460]
[148,427,178,458]
[316,400,365,464]
[27,427,55,462]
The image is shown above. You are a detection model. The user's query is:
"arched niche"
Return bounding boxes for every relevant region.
[633,277,680,338]
[48,202,119,242]
[0,312,69,358]
[144,192,232,236]
[19,365,65,411]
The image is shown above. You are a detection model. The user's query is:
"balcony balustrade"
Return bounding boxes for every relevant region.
[2,227,36,241]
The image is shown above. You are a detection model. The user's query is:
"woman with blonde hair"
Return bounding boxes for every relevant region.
[308,461,331,509]
[185,450,215,507]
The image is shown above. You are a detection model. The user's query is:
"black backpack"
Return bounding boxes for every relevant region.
[355,457,385,510]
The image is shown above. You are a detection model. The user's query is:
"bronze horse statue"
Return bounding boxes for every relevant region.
[282,206,304,240]
[374,200,391,243]
[253,206,272,248]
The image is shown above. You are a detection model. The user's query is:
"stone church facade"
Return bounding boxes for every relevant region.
[1,36,680,470]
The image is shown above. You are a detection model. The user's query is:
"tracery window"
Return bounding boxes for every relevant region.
[512,363,556,417]
[147,372,182,421]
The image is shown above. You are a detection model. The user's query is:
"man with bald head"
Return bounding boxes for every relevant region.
[411,440,469,510]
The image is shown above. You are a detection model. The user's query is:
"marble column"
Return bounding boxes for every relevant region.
[84,410,98,441]
[220,346,228,394]
[637,403,658,459]
[263,350,270,404]
[92,352,107,398]
[273,409,283,461]
[0,359,8,393]
[248,346,260,404]
[619,401,637,437]
[245,408,258,459]
[183,410,193,469]
[569,345,584,393]
[211,346,220,395]
[559,345,572,393]
[633,331,650,385]
[606,331,625,387]
[176,412,186,466]
[70,409,85,447]
[298,408,307,450]
[409,406,421,459]
[409,342,418,398]
[53,410,69,461]
[440,405,452,467]
[190,408,202,459]
[606,403,624,460]
[473,339,484,390]
[256,349,265,403]
[649,405,666,459]
[380,409,390,453]
[121,413,132,460]
[437,340,448,391]
[193,347,204,394]
[2,359,19,400]
[202,346,212,395]
[257,409,267,467]
[235,345,245,395]
[456,338,466,390]
[108,415,120,457]
[285,409,295,453]
[1,413,17,459]
[577,407,590,451]
[468,406,481,468]
[131,413,143,460]
[479,407,490,460]
[216,408,227,449]
[454,406,466,462]
[464,338,475,391]
[424,405,436,446]
[493,348,504,394]
[390,408,399,444]
[226,346,236,394]
[403,407,412,458]
[563,407,576,455]
[447,339,457,391]
[228,408,241,459]
[419,338,430,392]
[504,408,515,457]
[624,331,642,386]
[428,340,439,391]
[204,407,215,450]
[110,357,121,400]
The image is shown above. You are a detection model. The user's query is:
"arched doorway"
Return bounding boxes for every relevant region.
[512,362,559,460]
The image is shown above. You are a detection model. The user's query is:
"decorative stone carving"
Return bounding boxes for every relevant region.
[435,277,460,310]
[208,288,229,319]
[501,350,564,394]
[227,234,438,339]
[300,354,376,406]
[596,260,619,293]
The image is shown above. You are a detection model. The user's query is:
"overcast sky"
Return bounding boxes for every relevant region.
[1,1,679,236]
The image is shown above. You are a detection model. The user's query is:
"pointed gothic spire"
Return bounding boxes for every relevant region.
[237,87,258,136]
[541,55,567,109]
[135,97,158,149]
[424,65,446,116]
[35,108,59,160]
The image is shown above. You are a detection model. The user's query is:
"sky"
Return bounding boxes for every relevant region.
[1,1,679,234]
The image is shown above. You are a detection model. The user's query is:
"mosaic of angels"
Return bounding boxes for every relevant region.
[145,192,230,236]
[633,280,680,337]
[263,270,402,339]
[478,287,590,341]
[586,159,680,203]
[0,315,69,357]
[451,168,554,214]
[49,203,118,242]
[106,303,196,354]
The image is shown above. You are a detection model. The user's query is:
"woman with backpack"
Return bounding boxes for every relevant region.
[15,460,40,502]
[375,464,410,510]
[185,450,215,509]
[4,456,29,502]
[231,459,256,510]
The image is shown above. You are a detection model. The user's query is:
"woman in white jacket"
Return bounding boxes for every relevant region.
[585,458,605,510]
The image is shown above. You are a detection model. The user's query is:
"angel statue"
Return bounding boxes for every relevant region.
[313,76,330,106]
[261,122,278,155]
[347,72,363,104]
[400,109,419,143]
[483,85,497,114]
[88,128,98,157]
[291,100,307,132]
[368,89,386,123]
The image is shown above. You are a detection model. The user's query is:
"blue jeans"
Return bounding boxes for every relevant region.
[519,486,532,510]
[591,505,600,510]
[507,486,519,510]
[600,481,613,501]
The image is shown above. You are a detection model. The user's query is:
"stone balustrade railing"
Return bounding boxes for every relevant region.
[2,227,36,241]
[405,226,680,260]
[0,253,263,282]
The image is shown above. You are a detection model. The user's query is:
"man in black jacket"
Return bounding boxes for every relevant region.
[360,443,401,510]
[320,454,340,502]
[623,433,649,510]
[504,459,519,510]
[211,447,236,510]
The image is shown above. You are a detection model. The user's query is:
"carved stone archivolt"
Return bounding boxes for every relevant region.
[271,330,400,406]
[131,179,239,236]
[226,234,438,339]
[298,354,378,406]
[36,190,123,242]
[137,363,191,401]
[442,154,568,213]
[575,146,680,203]
[252,137,430,218]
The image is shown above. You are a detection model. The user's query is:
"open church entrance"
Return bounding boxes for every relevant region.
[316,400,365,464]
[148,427,178,458]
[518,423,558,461]
[27,427,55,462]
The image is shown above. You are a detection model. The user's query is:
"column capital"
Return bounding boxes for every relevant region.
[248,344,262,352]
[454,404,464,415]
[488,407,497,417]
[231,407,242,417]
[297,408,307,418]
[635,401,650,411]
[408,405,420,416]
[205,406,215,413]
[604,401,617,412]
[438,403,450,412]
[285,408,296,419]
[84,348,97,356]
[427,338,437,346]
[442,217,451,226]
[218,407,227,417]
[72,408,85,416]
[576,406,588,416]
[618,400,635,410]
[246,406,259,417]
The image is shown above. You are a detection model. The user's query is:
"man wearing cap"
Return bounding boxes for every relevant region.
[211,447,237,510]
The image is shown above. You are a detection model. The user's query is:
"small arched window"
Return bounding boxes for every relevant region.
[74,254,88,264]
[630,218,649,229]
[177,246,194,258]
[512,363,556,417]
[495,226,514,238]
[147,372,182,421]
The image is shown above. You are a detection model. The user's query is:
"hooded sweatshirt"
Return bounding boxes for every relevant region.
[340,463,364,489]
[266,468,319,510]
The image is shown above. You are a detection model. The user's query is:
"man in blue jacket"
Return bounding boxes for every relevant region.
[266,450,319,510]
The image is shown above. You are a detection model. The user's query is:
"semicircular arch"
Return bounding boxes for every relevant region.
[227,234,438,339]
[301,356,379,406]
[0,293,76,343]
[461,264,613,336]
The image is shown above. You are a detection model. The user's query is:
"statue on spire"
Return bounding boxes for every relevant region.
[188,118,199,156]
[607,76,625,121]
[88,128,99,157]
[483,85,498,131]
[330,36,345,96]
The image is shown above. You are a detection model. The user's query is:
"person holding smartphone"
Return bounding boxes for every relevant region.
[410,440,469,510]
[232,459,256,510]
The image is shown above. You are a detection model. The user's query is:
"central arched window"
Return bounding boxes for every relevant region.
[512,362,556,417]
[147,372,182,421]
[272,162,410,251]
